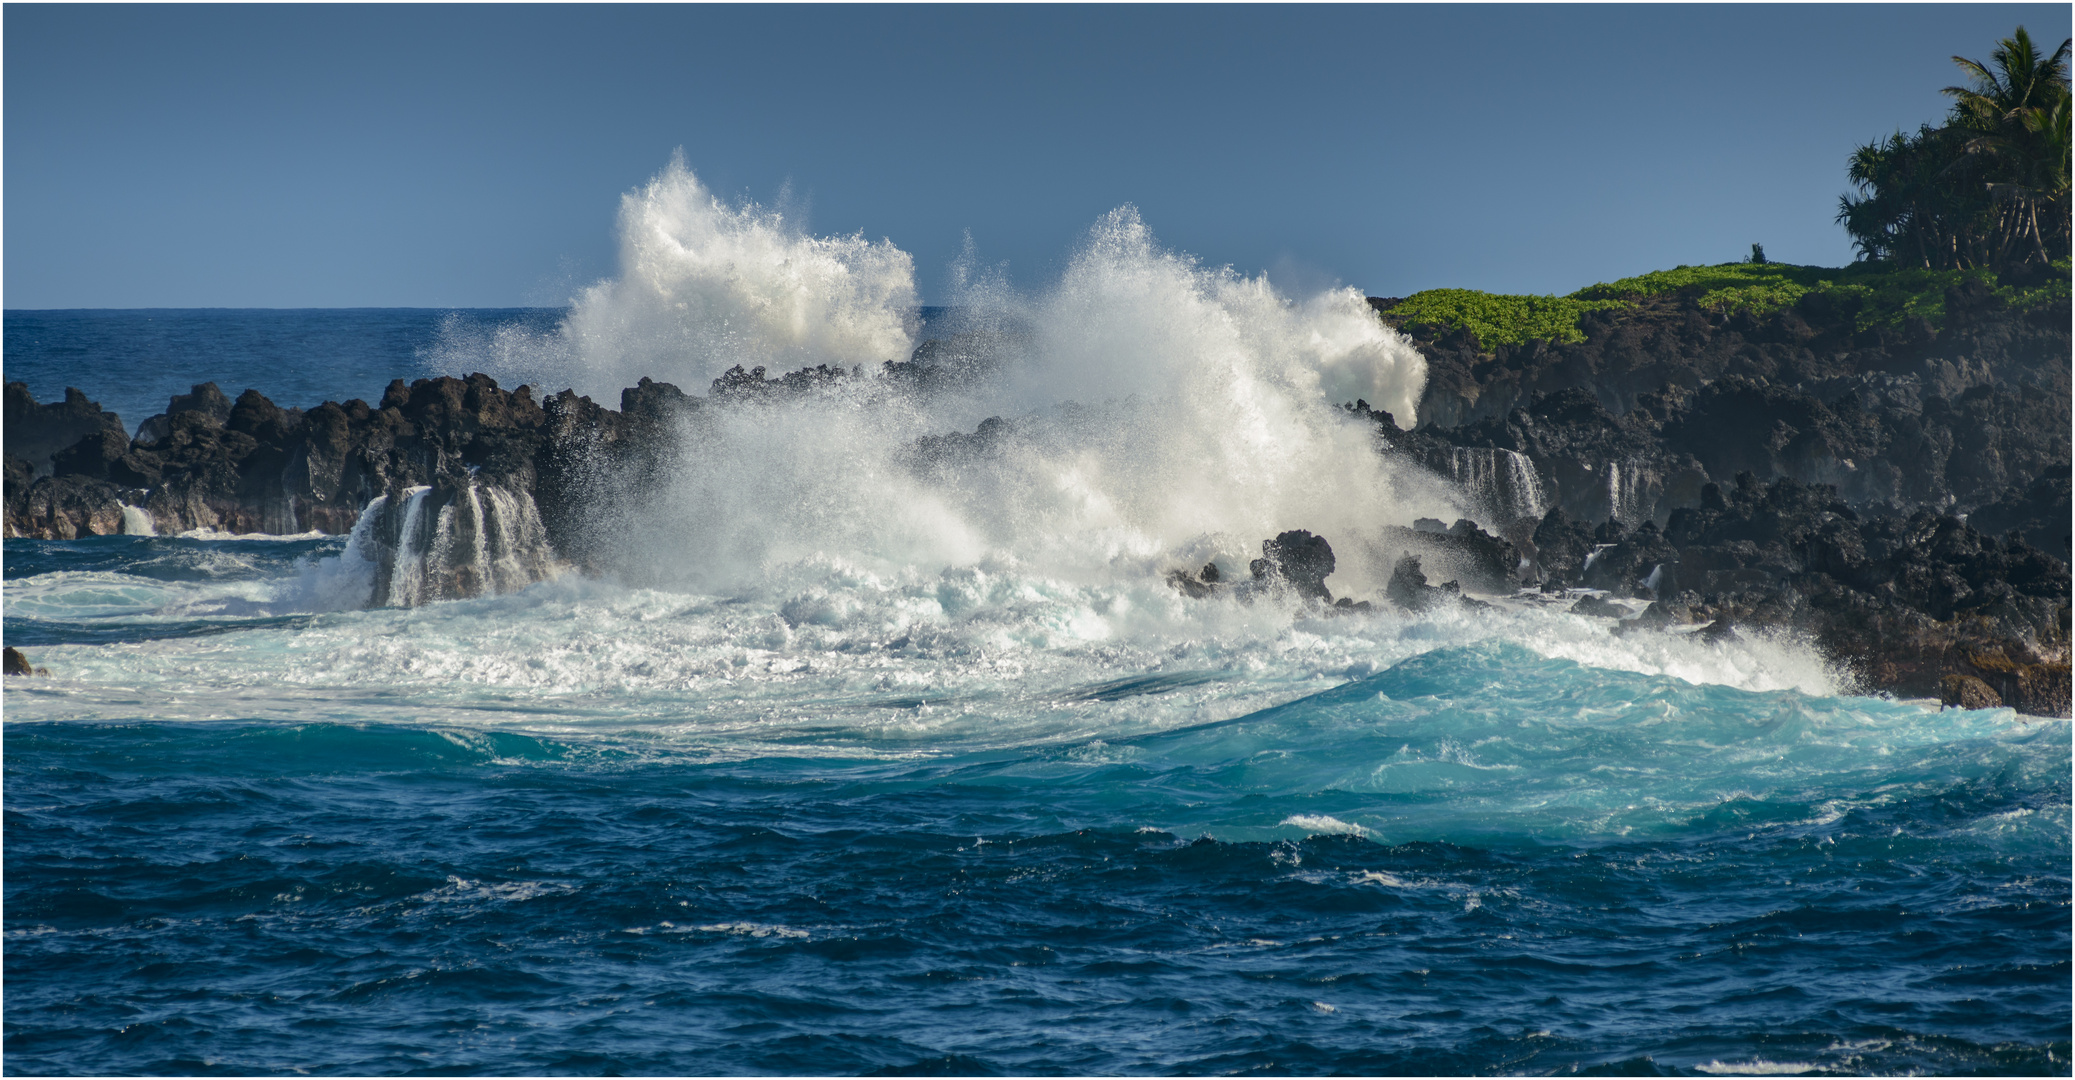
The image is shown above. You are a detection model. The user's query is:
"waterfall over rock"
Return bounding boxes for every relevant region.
[1603,458,1660,527]
[353,480,556,607]
[118,503,156,536]
[1443,447,1545,528]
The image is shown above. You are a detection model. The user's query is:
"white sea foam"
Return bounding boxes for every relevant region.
[1694,1060,1821,1076]
[1281,814,1369,836]
[692,922,810,939]
[175,528,329,541]
[415,877,576,905]
[10,156,1868,745]
[431,155,918,400]
[570,184,1451,600]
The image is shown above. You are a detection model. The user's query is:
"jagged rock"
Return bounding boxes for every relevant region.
[908,416,1015,481]
[1660,474,2068,714]
[1940,674,2003,710]
[1384,554,1443,612]
[1373,275,2067,533]
[134,382,235,446]
[1256,531,1336,601]
[8,473,135,539]
[5,383,128,478]
[1969,464,2072,563]
[1168,533,1345,606]
[3,647,31,676]
[1530,507,1596,585]
[1627,599,1696,629]
[710,363,858,398]
[1379,520,1520,594]
[1961,650,2072,719]
[1580,519,1682,599]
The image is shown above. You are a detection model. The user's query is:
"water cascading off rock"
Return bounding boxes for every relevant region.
[350,480,556,607]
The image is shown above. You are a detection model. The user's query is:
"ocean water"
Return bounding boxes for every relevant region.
[5,161,2069,1076]
[3,309,565,434]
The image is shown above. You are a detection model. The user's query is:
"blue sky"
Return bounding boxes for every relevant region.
[6,4,2067,309]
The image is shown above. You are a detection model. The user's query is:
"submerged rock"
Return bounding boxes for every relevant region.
[1166,561,1224,600]
[1169,531,1347,605]
[1570,594,1625,619]
[1381,554,1487,613]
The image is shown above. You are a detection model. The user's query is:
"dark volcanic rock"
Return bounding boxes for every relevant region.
[1968,463,2073,563]
[1529,507,1596,585]
[1381,554,1486,613]
[1940,674,2003,710]
[1379,520,1522,594]
[1362,278,2068,714]
[6,371,564,547]
[1660,474,2068,715]
[5,383,129,478]
[1255,530,1337,601]
[4,647,32,676]
[1384,554,1443,612]
[1168,532,1362,608]
[1371,281,2069,529]
[1570,594,1625,618]
[1579,519,1682,599]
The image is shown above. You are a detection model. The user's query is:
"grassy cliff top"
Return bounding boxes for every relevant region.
[1378,260,2071,347]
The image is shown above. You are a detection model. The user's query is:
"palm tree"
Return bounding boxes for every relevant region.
[1940,27,2072,266]
[1945,27,2071,126]
[1839,125,1990,268]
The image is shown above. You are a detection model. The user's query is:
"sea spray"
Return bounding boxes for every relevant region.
[541,185,1450,597]
[319,158,1848,695]
[452,156,921,400]
[5,159,2062,1078]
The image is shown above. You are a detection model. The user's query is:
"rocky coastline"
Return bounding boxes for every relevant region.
[6,277,2068,715]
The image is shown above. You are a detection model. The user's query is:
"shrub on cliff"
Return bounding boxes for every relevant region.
[1376,258,2069,348]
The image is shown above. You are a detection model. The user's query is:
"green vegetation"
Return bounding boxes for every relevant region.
[1839,26,2069,270]
[1379,289,1625,346]
[1381,258,2070,347]
[1378,26,2070,349]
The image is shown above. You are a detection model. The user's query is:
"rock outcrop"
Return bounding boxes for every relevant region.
[1372,279,2070,535]
[9,274,2067,714]
[1361,272,2069,716]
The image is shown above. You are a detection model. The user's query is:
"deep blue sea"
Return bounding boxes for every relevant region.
[6,304,2070,1072]
[4,309,564,434]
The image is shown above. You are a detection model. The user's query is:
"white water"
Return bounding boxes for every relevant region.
[1607,458,1653,527]
[9,158,1855,735]
[487,163,1451,599]
[1444,447,1546,527]
[5,569,1845,741]
[119,504,156,537]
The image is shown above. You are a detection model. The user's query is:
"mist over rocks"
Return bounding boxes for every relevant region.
[7,257,2069,713]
